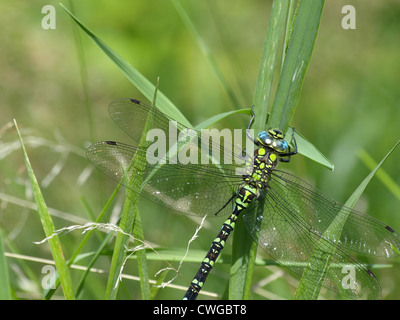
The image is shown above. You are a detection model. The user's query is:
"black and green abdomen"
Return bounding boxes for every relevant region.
[183,147,278,300]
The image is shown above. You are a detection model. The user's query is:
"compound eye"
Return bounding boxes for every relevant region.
[257,128,289,152]
[257,131,272,145]
[274,140,289,152]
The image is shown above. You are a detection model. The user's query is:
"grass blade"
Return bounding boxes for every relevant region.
[345,140,400,208]
[14,119,75,300]
[230,0,290,300]
[66,0,96,142]
[233,0,327,300]
[288,127,334,170]
[43,185,122,299]
[194,109,251,130]
[172,0,241,106]
[60,3,191,128]
[132,206,150,300]
[252,0,290,131]
[105,188,140,299]
[269,0,325,132]
[253,0,332,170]
[105,100,156,299]
[358,148,400,201]
[0,229,12,299]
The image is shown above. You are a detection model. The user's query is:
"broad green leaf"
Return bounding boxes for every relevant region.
[253,0,290,133]
[269,0,325,132]
[287,127,334,170]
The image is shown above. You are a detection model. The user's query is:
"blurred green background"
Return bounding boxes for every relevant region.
[0,0,399,299]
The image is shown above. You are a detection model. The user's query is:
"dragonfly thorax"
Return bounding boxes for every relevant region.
[243,147,279,190]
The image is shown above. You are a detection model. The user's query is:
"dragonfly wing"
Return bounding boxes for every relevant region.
[108,98,183,147]
[270,170,400,258]
[242,190,381,299]
[87,141,242,217]
[108,98,249,165]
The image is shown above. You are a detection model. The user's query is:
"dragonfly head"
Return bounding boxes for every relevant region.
[257,128,289,153]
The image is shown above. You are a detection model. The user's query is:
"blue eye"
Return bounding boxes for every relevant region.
[256,130,289,152]
[275,140,288,152]
[258,131,269,142]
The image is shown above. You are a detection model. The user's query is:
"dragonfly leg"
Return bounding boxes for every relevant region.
[246,105,259,146]
[215,191,239,216]
[279,128,298,162]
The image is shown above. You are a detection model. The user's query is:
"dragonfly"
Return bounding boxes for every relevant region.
[87,98,400,300]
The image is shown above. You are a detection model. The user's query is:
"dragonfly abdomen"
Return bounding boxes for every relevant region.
[183,147,278,300]
[183,185,258,300]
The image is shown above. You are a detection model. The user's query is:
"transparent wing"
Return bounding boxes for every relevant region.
[87,98,253,216]
[242,169,400,299]
[108,98,249,165]
[243,186,381,299]
[87,141,243,217]
[269,170,400,258]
